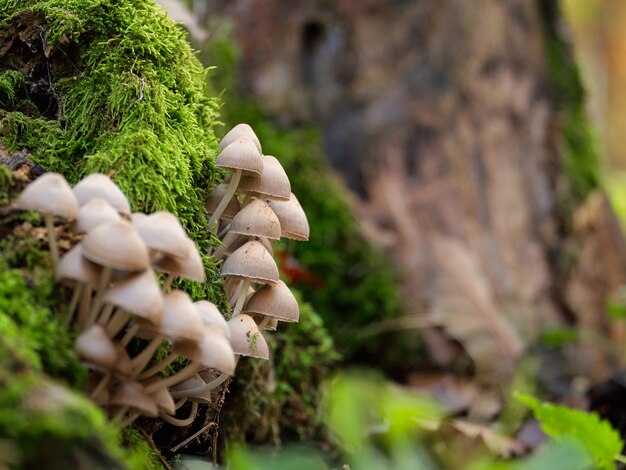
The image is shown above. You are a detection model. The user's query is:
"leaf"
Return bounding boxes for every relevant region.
[516,393,624,470]
[452,420,526,458]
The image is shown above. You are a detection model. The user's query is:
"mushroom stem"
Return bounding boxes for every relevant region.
[232,280,250,317]
[259,316,271,329]
[87,266,113,328]
[208,169,242,232]
[145,362,204,394]
[170,369,233,399]
[64,282,83,326]
[107,309,130,337]
[162,272,176,292]
[121,323,140,346]
[120,412,139,428]
[228,279,245,307]
[44,213,59,267]
[213,232,239,259]
[138,352,178,380]
[159,401,198,427]
[97,303,115,325]
[217,223,231,240]
[77,286,93,329]
[131,335,165,374]
[90,373,111,400]
[175,398,188,410]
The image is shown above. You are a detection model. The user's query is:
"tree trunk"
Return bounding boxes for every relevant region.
[205,0,626,385]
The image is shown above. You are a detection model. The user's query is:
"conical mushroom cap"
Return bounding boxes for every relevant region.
[238,155,291,201]
[102,269,164,323]
[194,301,230,339]
[219,123,262,154]
[81,220,150,271]
[206,184,241,221]
[75,324,117,369]
[175,325,236,374]
[227,235,274,257]
[228,314,269,359]
[150,383,176,415]
[216,137,263,176]
[76,197,122,233]
[153,237,205,282]
[229,199,281,240]
[72,174,131,215]
[151,291,204,343]
[268,193,309,241]
[221,241,279,285]
[110,381,158,417]
[16,172,79,219]
[56,243,102,287]
[243,280,299,323]
[134,211,189,260]
[170,375,212,404]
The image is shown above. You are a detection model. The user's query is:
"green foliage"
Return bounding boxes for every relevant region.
[516,393,624,470]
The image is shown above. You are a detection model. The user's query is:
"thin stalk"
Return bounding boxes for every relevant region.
[208,169,242,232]
[107,309,130,337]
[213,232,239,259]
[64,282,83,326]
[162,272,176,292]
[159,401,198,427]
[120,412,139,428]
[137,352,178,380]
[217,223,231,240]
[121,323,140,346]
[98,303,115,325]
[87,266,112,328]
[175,397,188,410]
[77,286,93,329]
[145,362,203,394]
[90,374,111,400]
[170,370,231,399]
[258,316,271,329]
[131,334,165,374]
[44,213,59,268]
[232,279,250,316]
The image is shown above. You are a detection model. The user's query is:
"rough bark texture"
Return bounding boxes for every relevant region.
[204,0,626,384]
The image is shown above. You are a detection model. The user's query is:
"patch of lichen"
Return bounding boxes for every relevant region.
[0,0,227,308]
[206,33,412,371]
[540,0,600,204]
[221,294,339,445]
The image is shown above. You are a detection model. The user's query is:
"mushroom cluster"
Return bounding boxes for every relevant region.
[12,123,309,430]
[205,123,310,384]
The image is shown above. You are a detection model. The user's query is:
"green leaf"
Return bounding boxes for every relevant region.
[516,392,623,470]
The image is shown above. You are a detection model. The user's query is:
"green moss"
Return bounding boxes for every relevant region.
[540,1,600,203]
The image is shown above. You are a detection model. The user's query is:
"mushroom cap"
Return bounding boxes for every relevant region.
[75,324,117,370]
[229,199,281,240]
[152,237,205,283]
[227,314,269,359]
[215,137,263,176]
[194,301,230,339]
[133,211,189,260]
[218,123,262,154]
[227,235,274,257]
[72,173,131,215]
[76,197,122,233]
[206,184,241,221]
[268,193,309,241]
[81,220,150,271]
[221,240,279,285]
[102,269,164,324]
[139,290,204,343]
[110,381,158,417]
[243,280,299,323]
[238,155,291,201]
[150,384,176,415]
[16,172,79,219]
[170,375,212,404]
[175,325,236,374]
[55,243,102,287]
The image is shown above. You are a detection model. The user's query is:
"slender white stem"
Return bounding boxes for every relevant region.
[131,334,164,374]
[162,272,176,292]
[44,213,59,268]
[145,362,203,394]
[98,303,115,325]
[259,316,271,329]
[213,232,239,259]
[159,401,198,427]
[217,223,231,239]
[90,373,111,400]
[170,371,230,399]
[232,279,250,316]
[87,267,112,328]
[208,169,242,232]
[107,309,130,337]
[121,323,140,346]
[137,352,178,380]
[77,286,93,329]
[65,282,83,326]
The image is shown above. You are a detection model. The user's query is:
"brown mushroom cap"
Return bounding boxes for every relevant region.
[72,173,131,215]
[238,155,291,201]
[75,324,117,369]
[139,290,204,343]
[76,197,122,233]
[227,314,269,359]
[243,280,299,323]
[267,193,309,241]
[110,381,158,417]
[102,269,164,324]
[218,123,262,154]
[227,234,274,257]
[221,240,279,285]
[215,137,263,176]
[149,383,176,415]
[229,199,281,240]
[152,237,205,283]
[133,211,189,260]
[55,243,102,287]
[194,301,230,339]
[174,325,236,374]
[206,184,241,221]
[81,220,150,271]
[16,172,79,219]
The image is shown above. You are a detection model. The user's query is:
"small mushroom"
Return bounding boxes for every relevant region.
[243,280,300,326]
[206,184,241,222]
[268,192,310,241]
[238,155,291,202]
[153,237,205,292]
[16,172,79,266]
[72,173,131,215]
[218,123,262,154]
[133,211,190,261]
[75,197,122,234]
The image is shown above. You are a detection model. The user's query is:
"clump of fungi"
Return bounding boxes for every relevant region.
[12,123,309,432]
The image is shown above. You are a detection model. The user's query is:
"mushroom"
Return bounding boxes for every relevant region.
[133,211,190,262]
[81,220,150,327]
[214,198,281,259]
[16,172,79,266]
[153,237,205,292]
[218,123,262,154]
[267,192,310,241]
[207,137,263,231]
[206,184,241,222]
[237,155,291,202]
[221,240,279,316]
[72,173,131,215]
[243,280,300,328]
[194,301,230,339]
[75,197,121,234]
[110,381,159,419]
